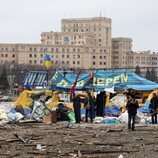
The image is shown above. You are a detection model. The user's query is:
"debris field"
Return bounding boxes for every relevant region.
[0,123,158,158]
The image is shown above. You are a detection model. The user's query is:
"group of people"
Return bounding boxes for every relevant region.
[72,90,106,123]
[72,90,158,131]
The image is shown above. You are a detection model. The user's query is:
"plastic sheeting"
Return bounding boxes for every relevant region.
[105,105,122,115]
[101,117,120,123]
[51,70,158,91]
[110,94,127,109]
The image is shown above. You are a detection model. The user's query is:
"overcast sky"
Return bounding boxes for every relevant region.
[0,0,158,51]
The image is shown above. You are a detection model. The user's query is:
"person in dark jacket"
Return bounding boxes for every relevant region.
[126,95,139,131]
[96,91,106,117]
[85,91,95,123]
[72,92,84,123]
[149,93,158,124]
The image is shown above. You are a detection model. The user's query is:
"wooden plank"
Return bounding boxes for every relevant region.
[74,149,140,154]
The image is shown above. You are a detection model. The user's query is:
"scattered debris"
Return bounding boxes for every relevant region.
[118,154,124,158]
[106,128,123,132]
[13,133,30,144]
[36,144,47,151]
[0,121,158,157]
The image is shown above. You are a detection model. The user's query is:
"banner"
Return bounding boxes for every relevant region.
[51,70,158,91]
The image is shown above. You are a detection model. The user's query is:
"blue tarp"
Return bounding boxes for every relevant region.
[80,105,121,116]
[105,105,122,115]
[51,70,158,91]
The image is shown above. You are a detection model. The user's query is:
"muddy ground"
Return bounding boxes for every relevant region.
[0,122,158,158]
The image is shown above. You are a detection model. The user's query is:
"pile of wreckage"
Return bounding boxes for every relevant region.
[0,90,154,126]
[1,69,158,125]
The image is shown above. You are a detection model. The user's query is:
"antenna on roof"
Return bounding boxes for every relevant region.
[104,8,106,17]
[100,11,102,17]
[71,12,73,18]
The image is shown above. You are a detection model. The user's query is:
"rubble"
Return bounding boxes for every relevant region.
[0,123,158,157]
[0,89,157,157]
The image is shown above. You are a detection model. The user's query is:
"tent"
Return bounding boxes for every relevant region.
[23,71,48,87]
[51,70,158,91]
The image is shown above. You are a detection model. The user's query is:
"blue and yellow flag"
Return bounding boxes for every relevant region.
[44,54,51,69]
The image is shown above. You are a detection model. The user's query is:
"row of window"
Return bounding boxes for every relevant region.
[136,61,158,65]
[0,48,16,52]
[29,60,43,64]
[29,47,107,53]
[93,62,106,65]
[29,47,85,53]
[93,49,106,53]
[136,56,158,60]
[1,60,15,64]
[1,52,106,61]
[0,61,129,68]
[45,35,87,40]
[28,59,106,66]
[70,41,85,45]
[152,57,158,60]
[28,53,106,60]
[1,54,15,58]
[112,46,131,50]
[63,23,102,27]
[63,28,102,33]
[29,54,43,58]
[93,56,106,59]
[113,56,119,59]
[0,47,107,54]
[28,60,78,65]
[52,61,70,65]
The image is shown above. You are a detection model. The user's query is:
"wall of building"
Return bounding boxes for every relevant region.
[112,37,133,68]
[0,17,158,73]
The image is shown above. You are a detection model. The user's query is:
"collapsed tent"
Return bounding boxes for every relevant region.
[15,70,158,115]
[23,71,48,87]
[51,70,158,91]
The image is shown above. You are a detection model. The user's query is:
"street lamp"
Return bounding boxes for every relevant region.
[9,64,14,99]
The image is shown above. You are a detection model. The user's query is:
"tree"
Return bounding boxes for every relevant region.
[150,68,157,82]
[135,65,141,76]
[145,68,151,80]
[0,66,10,93]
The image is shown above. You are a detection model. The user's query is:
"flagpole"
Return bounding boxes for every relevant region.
[44,54,52,86]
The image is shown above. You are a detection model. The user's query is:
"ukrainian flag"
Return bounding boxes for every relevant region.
[44,54,51,69]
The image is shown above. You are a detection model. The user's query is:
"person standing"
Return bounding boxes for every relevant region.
[149,93,158,124]
[96,91,106,117]
[85,91,95,123]
[72,92,82,123]
[126,95,139,131]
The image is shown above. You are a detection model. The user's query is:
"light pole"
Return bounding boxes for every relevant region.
[10,64,14,99]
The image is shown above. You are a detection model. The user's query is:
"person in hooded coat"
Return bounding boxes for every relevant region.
[126,95,139,131]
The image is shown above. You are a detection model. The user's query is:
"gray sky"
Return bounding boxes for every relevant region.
[0,0,158,51]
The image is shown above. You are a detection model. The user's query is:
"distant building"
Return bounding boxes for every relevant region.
[112,37,133,68]
[128,50,158,76]
[0,17,112,69]
[0,16,158,74]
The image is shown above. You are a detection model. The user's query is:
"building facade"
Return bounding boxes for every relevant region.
[0,17,112,69]
[112,37,133,68]
[128,51,158,76]
[0,16,158,73]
